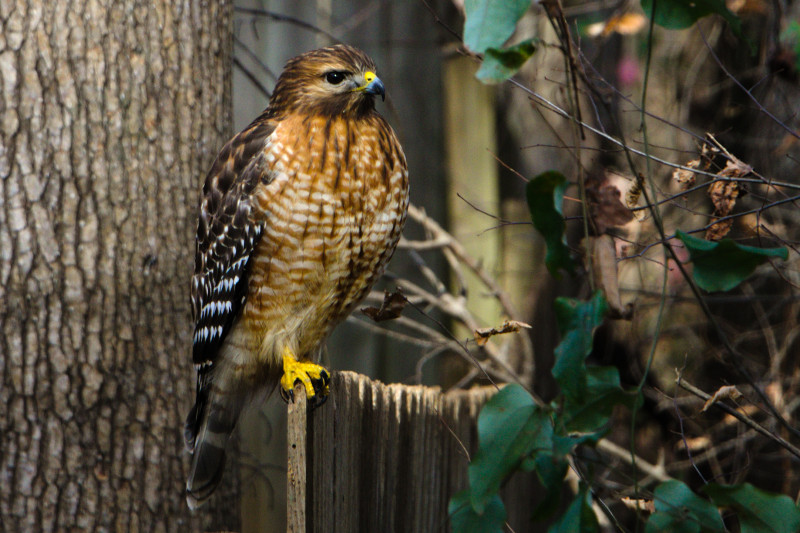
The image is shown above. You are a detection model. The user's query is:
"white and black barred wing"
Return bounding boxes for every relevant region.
[185,120,274,450]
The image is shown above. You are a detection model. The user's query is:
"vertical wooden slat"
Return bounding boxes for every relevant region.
[297,371,499,532]
[287,383,307,533]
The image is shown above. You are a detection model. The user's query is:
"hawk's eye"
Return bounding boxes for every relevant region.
[325,71,346,85]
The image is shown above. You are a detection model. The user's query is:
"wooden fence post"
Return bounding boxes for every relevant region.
[287,382,308,533]
[286,371,502,532]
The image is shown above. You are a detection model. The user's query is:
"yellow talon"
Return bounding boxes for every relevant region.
[280,347,330,404]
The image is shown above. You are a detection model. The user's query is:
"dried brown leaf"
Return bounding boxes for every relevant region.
[708,180,739,216]
[718,157,752,178]
[705,218,734,241]
[586,170,635,234]
[701,385,742,412]
[673,159,699,189]
[473,320,531,346]
[361,289,408,322]
[625,174,643,210]
[588,235,632,319]
[621,497,655,513]
[705,176,740,240]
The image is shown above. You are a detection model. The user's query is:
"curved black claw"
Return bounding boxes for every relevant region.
[279,369,330,407]
[308,369,330,410]
[280,385,294,404]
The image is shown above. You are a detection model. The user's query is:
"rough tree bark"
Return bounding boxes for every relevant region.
[0,1,236,530]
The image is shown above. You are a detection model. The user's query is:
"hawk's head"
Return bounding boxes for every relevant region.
[268,45,387,118]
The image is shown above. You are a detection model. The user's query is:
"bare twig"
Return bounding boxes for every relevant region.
[699,26,800,141]
[235,7,339,42]
[232,56,272,99]
[596,438,673,483]
[675,373,800,460]
[511,79,800,191]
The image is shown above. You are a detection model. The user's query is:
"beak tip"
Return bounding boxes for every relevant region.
[364,77,386,101]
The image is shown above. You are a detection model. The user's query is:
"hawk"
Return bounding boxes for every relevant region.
[184,45,409,508]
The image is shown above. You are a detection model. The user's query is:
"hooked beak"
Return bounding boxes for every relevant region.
[356,70,385,101]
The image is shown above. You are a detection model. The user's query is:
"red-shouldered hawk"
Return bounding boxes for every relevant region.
[184,45,409,508]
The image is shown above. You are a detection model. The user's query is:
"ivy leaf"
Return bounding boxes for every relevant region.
[463,0,530,53]
[449,490,506,533]
[676,230,788,292]
[563,366,637,432]
[476,39,538,83]
[703,483,800,533]
[529,453,569,521]
[640,0,741,36]
[646,480,724,533]
[526,171,576,278]
[548,484,599,533]
[552,293,637,432]
[552,292,607,405]
[646,513,699,533]
[467,384,552,513]
[551,430,605,457]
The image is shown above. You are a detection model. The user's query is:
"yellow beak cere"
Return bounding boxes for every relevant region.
[359,71,385,100]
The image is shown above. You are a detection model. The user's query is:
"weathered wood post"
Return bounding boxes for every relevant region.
[287,383,308,533]
[286,371,500,532]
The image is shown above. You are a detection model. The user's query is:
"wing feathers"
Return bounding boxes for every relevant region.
[190,122,275,366]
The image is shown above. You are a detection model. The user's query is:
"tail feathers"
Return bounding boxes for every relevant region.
[185,401,238,509]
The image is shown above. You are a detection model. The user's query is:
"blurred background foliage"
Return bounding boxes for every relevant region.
[230,0,800,530]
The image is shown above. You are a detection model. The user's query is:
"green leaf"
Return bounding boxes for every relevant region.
[530,453,568,521]
[526,171,576,277]
[449,490,506,533]
[554,291,607,338]
[551,430,605,457]
[703,483,800,533]
[676,230,788,292]
[468,384,553,513]
[641,0,741,35]
[548,484,599,533]
[476,39,537,83]
[552,293,607,405]
[463,0,530,53]
[646,480,724,533]
[646,512,700,533]
[563,366,636,432]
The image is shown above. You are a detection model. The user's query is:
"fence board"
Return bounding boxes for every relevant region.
[287,371,499,532]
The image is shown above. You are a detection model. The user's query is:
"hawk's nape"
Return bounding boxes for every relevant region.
[184,44,409,509]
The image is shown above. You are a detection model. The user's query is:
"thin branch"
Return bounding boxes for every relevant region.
[596,438,673,483]
[234,36,278,83]
[407,204,523,321]
[510,79,800,190]
[699,26,800,141]
[676,374,800,460]
[234,7,339,42]
[232,57,271,99]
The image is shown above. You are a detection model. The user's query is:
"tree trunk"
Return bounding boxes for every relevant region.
[0,1,235,530]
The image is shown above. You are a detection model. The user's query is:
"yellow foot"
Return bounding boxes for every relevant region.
[279,348,330,407]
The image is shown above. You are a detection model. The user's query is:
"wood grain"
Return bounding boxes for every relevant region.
[288,371,498,532]
[287,382,308,533]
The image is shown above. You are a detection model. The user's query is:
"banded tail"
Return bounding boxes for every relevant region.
[184,386,242,510]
